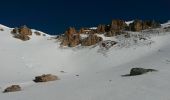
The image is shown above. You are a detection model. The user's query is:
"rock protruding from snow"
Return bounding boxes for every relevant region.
[122,68,157,76]
[81,34,103,46]
[60,27,81,47]
[97,24,106,33]
[33,74,59,83]
[129,20,161,31]
[11,25,32,41]
[34,31,41,36]
[130,68,157,76]
[0,28,4,31]
[99,40,117,49]
[3,85,21,93]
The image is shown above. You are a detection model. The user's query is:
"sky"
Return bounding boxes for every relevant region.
[0,0,169,34]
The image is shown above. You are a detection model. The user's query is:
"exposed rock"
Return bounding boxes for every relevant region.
[99,40,117,49]
[60,27,80,47]
[11,25,32,41]
[3,85,21,93]
[18,25,32,36]
[33,74,59,83]
[130,68,157,76]
[129,20,161,31]
[81,34,103,46]
[0,28,4,31]
[104,31,114,37]
[34,31,41,36]
[11,27,18,34]
[14,34,30,41]
[97,24,105,33]
[111,20,127,31]
[122,68,157,77]
[79,28,85,34]
[129,20,143,31]
[105,25,111,32]
[104,30,126,37]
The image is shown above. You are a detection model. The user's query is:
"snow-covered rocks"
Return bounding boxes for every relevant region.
[3,85,21,93]
[99,40,117,49]
[33,74,59,83]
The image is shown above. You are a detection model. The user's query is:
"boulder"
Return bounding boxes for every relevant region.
[33,74,59,83]
[0,28,4,31]
[130,68,157,76]
[3,85,21,93]
[81,34,103,46]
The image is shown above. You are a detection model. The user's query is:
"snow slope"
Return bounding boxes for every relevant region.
[0,23,170,100]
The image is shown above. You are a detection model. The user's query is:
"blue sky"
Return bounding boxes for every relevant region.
[0,0,169,34]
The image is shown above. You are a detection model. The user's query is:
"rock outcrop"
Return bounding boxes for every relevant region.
[129,20,161,31]
[97,24,105,33]
[33,74,59,83]
[81,34,103,46]
[11,25,32,41]
[111,20,127,31]
[104,20,127,37]
[59,19,161,47]
[3,85,21,93]
[60,27,81,47]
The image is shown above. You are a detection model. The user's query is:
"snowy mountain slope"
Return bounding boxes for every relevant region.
[0,22,170,100]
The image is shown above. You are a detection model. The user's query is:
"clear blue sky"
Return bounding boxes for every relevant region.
[0,0,169,34]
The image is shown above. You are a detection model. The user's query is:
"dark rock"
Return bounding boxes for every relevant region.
[34,31,41,36]
[122,68,157,77]
[99,40,117,49]
[97,24,105,33]
[0,28,4,31]
[33,74,59,83]
[129,20,143,31]
[3,85,21,93]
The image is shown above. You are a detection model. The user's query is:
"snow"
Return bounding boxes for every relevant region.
[0,24,170,100]
[161,20,170,28]
[125,20,134,25]
[89,27,97,30]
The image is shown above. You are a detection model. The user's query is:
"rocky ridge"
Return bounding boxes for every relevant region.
[60,19,161,47]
